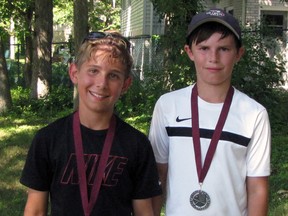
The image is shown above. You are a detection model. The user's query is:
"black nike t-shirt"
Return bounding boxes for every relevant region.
[20,113,162,215]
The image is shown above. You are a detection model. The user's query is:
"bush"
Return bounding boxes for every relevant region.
[51,62,72,87]
[8,85,73,118]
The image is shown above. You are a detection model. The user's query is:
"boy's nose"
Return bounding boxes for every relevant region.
[95,74,108,88]
[209,50,219,63]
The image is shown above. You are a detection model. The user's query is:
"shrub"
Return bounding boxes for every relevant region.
[9,85,73,118]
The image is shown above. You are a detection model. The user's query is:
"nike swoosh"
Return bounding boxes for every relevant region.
[176,116,192,122]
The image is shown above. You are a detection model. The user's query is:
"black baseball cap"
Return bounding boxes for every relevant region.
[187,8,241,42]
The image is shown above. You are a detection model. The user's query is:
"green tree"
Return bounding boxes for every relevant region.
[53,0,121,35]
[72,0,89,110]
[54,0,74,26]
[30,0,53,99]
[149,0,204,91]
[0,0,35,88]
[23,4,34,88]
[0,29,12,113]
[74,0,88,54]
[0,1,15,113]
[89,0,121,31]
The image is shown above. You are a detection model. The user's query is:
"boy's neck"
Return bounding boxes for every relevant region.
[196,83,231,103]
[78,109,113,130]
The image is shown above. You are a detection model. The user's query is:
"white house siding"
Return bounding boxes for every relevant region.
[151,10,164,35]
[121,0,133,36]
[121,0,144,36]
[121,0,164,37]
[131,0,145,36]
[142,0,162,35]
[232,1,244,23]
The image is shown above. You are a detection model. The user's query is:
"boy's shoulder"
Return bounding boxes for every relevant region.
[36,113,73,137]
[115,116,146,136]
[233,87,266,111]
[160,85,192,101]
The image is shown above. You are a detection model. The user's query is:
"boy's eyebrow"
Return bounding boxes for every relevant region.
[86,64,125,74]
[85,64,100,69]
[108,68,123,73]
[196,39,235,46]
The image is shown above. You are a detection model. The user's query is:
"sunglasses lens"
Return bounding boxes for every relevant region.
[86,32,106,40]
[83,32,131,53]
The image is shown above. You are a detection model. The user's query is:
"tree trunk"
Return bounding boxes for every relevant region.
[24,34,33,88]
[0,36,12,113]
[73,0,88,110]
[30,0,53,99]
[23,6,34,88]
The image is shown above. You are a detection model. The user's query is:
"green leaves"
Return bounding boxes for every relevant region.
[88,0,121,31]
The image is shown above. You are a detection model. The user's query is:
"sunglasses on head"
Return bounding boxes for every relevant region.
[82,31,131,52]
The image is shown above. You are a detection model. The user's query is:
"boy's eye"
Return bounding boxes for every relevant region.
[109,73,120,80]
[220,47,229,51]
[89,69,98,74]
[199,46,208,51]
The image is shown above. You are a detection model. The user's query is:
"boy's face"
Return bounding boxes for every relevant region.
[185,32,244,88]
[69,49,132,116]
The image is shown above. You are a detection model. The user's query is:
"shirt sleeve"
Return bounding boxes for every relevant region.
[20,129,52,191]
[149,97,170,164]
[132,133,162,199]
[246,108,271,177]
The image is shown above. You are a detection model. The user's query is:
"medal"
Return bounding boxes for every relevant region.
[190,84,234,210]
[73,111,116,216]
[190,190,211,210]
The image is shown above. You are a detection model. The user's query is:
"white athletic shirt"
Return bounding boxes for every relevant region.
[149,84,271,216]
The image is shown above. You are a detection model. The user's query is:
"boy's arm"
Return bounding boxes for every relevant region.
[246,176,269,216]
[132,198,154,216]
[24,188,49,216]
[152,163,168,216]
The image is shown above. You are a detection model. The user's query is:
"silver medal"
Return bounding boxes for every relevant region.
[190,190,211,210]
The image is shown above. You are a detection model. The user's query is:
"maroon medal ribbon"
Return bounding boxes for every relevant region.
[73,111,116,216]
[191,84,234,185]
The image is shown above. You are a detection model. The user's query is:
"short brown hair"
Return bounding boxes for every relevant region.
[75,32,133,78]
[187,22,242,51]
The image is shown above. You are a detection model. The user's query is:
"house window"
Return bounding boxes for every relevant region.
[261,11,286,39]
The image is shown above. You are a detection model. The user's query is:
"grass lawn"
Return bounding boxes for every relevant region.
[0,116,44,215]
[0,113,287,215]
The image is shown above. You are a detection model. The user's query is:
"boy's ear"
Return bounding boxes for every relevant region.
[184,45,195,61]
[69,63,78,85]
[121,76,132,95]
[236,47,245,62]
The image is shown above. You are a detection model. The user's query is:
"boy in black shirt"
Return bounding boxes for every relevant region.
[21,32,162,216]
